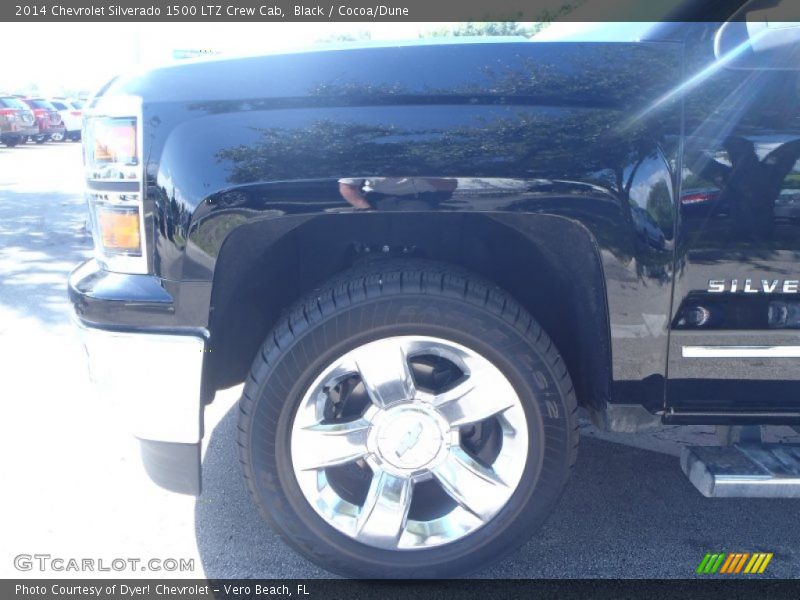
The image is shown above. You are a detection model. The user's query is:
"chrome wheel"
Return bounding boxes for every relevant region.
[291,336,528,550]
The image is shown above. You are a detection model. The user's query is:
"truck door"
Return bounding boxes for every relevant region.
[666,17,800,420]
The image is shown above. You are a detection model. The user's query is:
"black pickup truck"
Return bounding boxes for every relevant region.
[69,2,800,578]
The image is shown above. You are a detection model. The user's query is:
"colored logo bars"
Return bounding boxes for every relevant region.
[697,552,773,574]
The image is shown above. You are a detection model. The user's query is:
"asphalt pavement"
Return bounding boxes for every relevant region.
[0,142,797,579]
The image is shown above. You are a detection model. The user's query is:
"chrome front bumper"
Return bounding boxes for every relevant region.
[75,319,206,444]
[69,260,208,494]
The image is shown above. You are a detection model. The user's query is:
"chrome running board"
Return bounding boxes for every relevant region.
[681,444,800,498]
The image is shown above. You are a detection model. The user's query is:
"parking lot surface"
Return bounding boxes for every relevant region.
[1,143,798,579]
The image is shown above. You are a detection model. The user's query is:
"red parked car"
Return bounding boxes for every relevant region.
[0,96,38,147]
[20,97,65,144]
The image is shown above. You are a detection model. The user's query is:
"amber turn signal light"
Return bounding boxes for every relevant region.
[96,207,141,254]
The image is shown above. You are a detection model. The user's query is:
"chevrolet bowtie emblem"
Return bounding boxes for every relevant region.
[395,422,424,458]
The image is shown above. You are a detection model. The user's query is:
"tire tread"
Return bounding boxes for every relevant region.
[237,259,579,576]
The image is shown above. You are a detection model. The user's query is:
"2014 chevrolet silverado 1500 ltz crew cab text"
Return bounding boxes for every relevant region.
[68,1,800,578]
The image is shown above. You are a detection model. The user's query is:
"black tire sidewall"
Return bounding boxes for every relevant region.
[244,294,574,578]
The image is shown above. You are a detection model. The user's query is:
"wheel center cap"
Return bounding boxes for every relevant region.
[372,405,447,472]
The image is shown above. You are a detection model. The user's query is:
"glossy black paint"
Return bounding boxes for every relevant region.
[68,259,211,331]
[668,23,800,416]
[69,29,800,420]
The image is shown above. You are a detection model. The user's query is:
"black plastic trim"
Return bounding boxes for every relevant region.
[665,412,800,425]
[139,439,201,495]
[85,180,140,192]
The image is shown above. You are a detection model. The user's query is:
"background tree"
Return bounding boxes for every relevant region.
[423,22,542,39]
[421,2,586,39]
[317,31,372,44]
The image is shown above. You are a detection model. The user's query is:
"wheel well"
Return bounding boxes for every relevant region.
[205,212,611,410]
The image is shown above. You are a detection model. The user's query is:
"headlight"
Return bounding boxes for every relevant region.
[83,116,139,181]
[83,95,147,274]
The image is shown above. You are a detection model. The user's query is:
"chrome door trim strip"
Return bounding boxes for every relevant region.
[682,346,800,358]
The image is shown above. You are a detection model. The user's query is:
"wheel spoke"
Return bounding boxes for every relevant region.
[432,370,516,427]
[292,418,371,471]
[291,335,530,550]
[352,339,415,408]
[432,448,509,520]
[355,470,413,548]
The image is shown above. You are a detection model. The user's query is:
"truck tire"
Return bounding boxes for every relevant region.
[238,260,578,578]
